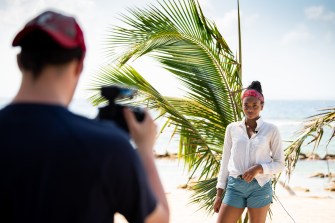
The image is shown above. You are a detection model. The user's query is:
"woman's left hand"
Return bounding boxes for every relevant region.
[242,165,263,183]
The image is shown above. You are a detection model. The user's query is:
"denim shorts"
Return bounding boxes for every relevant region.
[222,176,273,208]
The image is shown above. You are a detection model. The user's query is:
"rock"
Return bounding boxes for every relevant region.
[310,172,334,178]
[325,173,333,178]
[293,186,310,192]
[324,182,335,191]
[154,152,178,159]
[322,154,335,160]
[299,153,308,160]
[177,184,188,189]
[307,153,321,160]
[310,172,325,178]
[177,177,199,190]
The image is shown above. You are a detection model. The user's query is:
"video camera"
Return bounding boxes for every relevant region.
[96,86,145,133]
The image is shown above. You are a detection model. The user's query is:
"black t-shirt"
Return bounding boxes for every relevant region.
[0,103,157,223]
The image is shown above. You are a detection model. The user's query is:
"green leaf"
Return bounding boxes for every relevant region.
[88,0,244,213]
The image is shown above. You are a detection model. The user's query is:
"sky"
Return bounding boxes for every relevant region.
[0,0,334,101]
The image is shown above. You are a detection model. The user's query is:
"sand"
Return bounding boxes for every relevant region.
[113,158,335,222]
[115,177,335,223]
[165,185,335,223]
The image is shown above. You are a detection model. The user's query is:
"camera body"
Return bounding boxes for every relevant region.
[96,86,145,133]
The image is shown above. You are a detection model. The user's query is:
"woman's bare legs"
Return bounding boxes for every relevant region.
[216,203,245,223]
[248,204,270,223]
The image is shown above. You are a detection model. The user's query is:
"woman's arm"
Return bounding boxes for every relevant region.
[214,125,232,212]
[261,126,285,175]
[216,124,232,190]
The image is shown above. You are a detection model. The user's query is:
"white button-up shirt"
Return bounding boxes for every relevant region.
[216,117,285,189]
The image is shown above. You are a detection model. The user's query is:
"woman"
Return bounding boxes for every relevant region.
[214,81,285,223]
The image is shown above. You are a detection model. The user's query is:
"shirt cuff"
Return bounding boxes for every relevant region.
[216,182,226,189]
[261,163,270,174]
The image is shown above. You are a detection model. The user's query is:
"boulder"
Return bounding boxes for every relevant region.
[322,154,335,160]
[307,153,321,160]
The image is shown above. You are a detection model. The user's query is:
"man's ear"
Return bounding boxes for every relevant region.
[17,54,23,71]
[74,59,84,77]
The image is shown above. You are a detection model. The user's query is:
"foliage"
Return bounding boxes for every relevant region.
[88,0,335,218]
[285,107,335,177]
[88,0,244,213]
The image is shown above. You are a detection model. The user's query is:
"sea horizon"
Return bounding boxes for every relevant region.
[1,97,335,198]
[1,97,335,156]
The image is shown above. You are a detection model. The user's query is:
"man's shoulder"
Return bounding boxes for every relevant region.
[68,112,131,146]
[0,103,133,151]
[53,107,138,165]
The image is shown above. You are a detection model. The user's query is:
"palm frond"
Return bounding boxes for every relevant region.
[189,178,219,214]
[89,0,244,213]
[285,107,335,177]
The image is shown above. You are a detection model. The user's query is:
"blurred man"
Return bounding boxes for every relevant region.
[0,10,169,223]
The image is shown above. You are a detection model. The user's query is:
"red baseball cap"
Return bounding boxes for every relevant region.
[12,10,86,56]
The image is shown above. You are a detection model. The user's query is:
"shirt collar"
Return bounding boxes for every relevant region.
[239,117,264,131]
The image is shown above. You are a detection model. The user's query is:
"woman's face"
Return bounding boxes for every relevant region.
[242,96,263,120]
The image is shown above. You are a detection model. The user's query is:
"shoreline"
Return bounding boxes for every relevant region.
[154,154,335,195]
[135,156,335,222]
[115,184,335,223]
[154,151,335,161]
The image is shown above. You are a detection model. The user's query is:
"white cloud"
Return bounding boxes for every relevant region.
[304,5,335,22]
[281,24,312,46]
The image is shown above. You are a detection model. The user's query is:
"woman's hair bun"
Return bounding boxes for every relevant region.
[247,81,263,95]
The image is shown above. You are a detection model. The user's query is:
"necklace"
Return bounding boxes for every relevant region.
[246,123,257,133]
[246,124,256,129]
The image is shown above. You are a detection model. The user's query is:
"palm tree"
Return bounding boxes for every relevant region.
[89,0,244,213]
[285,107,335,177]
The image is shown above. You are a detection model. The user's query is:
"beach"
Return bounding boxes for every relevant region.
[113,158,335,223]
[166,159,335,223]
[170,186,335,223]
[164,186,335,223]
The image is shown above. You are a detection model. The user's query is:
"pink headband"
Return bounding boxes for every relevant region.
[242,89,264,102]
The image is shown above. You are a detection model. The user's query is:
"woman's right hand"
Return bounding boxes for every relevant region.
[213,195,223,213]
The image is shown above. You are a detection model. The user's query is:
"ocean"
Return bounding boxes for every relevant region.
[1,98,335,198]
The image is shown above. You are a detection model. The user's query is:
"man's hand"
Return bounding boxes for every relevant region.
[123,108,157,156]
